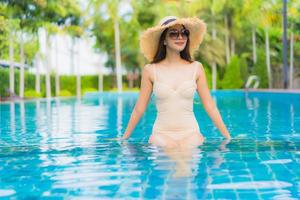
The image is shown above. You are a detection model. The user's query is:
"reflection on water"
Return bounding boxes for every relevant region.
[0,91,300,199]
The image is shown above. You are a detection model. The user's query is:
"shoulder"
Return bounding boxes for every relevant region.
[193,61,204,72]
[193,61,205,80]
[142,63,154,82]
[143,63,153,71]
[143,63,154,74]
[193,61,204,68]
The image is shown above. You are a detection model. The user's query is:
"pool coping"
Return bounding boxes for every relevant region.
[244,88,300,94]
[0,89,299,104]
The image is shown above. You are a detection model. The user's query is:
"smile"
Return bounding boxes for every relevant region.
[175,42,185,45]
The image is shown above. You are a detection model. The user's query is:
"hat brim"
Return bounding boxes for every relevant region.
[139,17,207,62]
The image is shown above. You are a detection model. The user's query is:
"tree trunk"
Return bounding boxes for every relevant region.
[114,17,122,92]
[289,29,294,89]
[230,38,235,56]
[35,52,40,93]
[212,18,217,91]
[127,71,134,89]
[70,37,75,75]
[98,59,103,92]
[212,62,217,90]
[224,15,230,64]
[252,27,257,64]
[55,35,60,96]
[45,31,52,99]
[76,38,81,99]
[265,28,272,89]
[9,30,14,96]
[20,32,25,98]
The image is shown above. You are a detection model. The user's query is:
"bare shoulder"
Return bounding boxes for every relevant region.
[194,61,204,68]
[194,61,205,79]
[142,63,154,82]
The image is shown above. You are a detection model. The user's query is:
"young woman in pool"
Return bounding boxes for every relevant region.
[121,16,231,148]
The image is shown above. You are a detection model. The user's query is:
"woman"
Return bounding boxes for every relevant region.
[121,16,231,148]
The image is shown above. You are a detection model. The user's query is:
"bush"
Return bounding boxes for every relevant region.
[59,90,72,97]
[239,54,249,85]
[0,68,131,97]
[0,68,9,97]
[252,48,268,88]
[24,90,42,98]
[82,87,98,95]
[220,55,244,89]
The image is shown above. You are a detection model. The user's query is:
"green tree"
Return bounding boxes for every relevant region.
[220,55,244,89]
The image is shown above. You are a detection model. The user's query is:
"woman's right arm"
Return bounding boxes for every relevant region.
[122,64,154,139]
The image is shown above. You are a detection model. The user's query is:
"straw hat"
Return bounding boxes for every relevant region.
[139,16,207,62]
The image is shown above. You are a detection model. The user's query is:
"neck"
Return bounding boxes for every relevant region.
[164,48,182,65]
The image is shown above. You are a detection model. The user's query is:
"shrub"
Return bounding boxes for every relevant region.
[82,87,98,95]
[220,55,244,89]
[24,90,42,98]
[252,48,268,88]
[59,90,72,97]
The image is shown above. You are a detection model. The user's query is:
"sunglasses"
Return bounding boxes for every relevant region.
[167,29,190,40]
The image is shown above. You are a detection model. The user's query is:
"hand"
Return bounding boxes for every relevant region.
[105,137,123,141]
[223,130,231,140]
[220,137,231,151]
[225,135,231,140]
[122,132,131,140]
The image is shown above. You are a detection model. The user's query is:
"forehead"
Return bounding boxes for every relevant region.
[168,23,185,30]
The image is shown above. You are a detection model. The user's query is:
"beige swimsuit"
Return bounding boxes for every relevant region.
[148,61,204,147]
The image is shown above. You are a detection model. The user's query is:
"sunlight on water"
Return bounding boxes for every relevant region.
[0,91,300,199]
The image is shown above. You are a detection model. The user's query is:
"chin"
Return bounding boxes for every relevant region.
[171,46,185,52]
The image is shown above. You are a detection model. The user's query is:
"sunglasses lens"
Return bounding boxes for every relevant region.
[168,30,179,39]
[182,29,189,38]
[168,29,189,39]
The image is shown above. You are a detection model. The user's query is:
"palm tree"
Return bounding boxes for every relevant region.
[90,0,123,92]
[8,22,15,97]
[199,0,226,90]
[260,1,281,89]
[43,24,59,99]
[288,0,300,88]
[45,28,52,99]
[242,0,264,64]
[4,5,18,98]
[66,23,84,98]
[35,49,41,94]
[19,31,24,98]
[54,35,60,96]
[110,1,123,92]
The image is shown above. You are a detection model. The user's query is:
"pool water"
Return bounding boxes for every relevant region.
[0,91,300,199]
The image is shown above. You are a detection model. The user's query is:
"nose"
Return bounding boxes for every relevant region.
[178,33,183,39]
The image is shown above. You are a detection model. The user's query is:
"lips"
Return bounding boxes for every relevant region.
[175,42,185,45]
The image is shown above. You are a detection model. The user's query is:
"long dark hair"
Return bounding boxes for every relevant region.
[150,25,193,64]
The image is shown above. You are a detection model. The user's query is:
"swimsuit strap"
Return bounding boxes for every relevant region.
[192,62,198,80]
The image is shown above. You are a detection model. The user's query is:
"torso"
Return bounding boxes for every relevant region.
[148,60,205,147]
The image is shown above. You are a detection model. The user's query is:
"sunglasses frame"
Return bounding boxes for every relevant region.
[167,28,190,40]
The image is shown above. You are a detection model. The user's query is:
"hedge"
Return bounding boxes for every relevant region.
[0,68,131,97]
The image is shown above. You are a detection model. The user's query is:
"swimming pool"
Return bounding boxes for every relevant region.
[0,90,299,199]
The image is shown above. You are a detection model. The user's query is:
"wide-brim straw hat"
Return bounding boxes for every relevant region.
[139,16,207,62]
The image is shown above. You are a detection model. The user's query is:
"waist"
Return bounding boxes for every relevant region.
[152,127,201,141]
[156,99,193,113]
[153,115,199,131]
[156,109,194,116]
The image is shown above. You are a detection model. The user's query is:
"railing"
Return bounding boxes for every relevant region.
[245,75,260,90]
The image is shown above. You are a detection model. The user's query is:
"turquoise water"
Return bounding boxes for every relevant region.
[0,91,300,199]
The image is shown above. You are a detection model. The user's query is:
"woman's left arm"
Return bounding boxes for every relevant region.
[195,61,231,139]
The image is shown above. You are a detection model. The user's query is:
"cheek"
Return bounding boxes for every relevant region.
[165,37,172,45]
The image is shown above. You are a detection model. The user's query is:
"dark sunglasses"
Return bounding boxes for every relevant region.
[167,29,190,40]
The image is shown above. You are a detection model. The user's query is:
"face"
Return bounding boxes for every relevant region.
[164,24,189,52]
